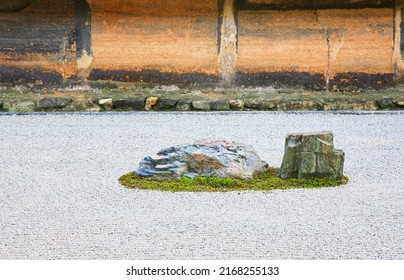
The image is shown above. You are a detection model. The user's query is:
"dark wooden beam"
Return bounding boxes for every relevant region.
[74,0,92,77]
[218,0,238,85]
[400,6,404,60]
[75,0,91,59]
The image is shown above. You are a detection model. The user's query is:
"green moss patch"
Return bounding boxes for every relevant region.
[119,168,349,192]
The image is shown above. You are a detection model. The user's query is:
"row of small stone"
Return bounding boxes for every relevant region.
[100,96,403,111]
[1,96,403,112]
[97,96,404,111]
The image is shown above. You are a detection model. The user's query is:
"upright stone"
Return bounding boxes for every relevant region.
[279,131,345,180]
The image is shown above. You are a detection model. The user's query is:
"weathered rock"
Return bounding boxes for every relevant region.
[229,99,245,110]
[99,98,113,106]
[210,100,230,111]
[113,98,146,111]
[278,100,318,111]
[322,101,375,111]
[2,101,35,112]
[396,100,404,108]
[155,98,178,110]
[1,102,12,111]
[362,101,378,110]
[145,97,158,111]
[136,139,268,180]
[279,131,345,180]
[98,98,113,111]
[17,101,36,112]
[192,100,211,110]
[36,97,72,110]
[375,98,396,110]
[244,99,278,110]
[175,99,192,111]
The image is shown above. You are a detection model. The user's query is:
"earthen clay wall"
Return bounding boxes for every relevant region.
[0,0,76,83]
[0,0,402,88]
[238,8,394,87]
[90,0,219,80]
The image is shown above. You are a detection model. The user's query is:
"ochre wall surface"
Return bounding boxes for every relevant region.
[238,8,394,83]
[0,0,76,83]
[320,9,393,76]
[90,0,218,80]
[238,10,329,75]
[0,0,401,88]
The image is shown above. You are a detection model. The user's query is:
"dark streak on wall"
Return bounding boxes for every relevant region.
[237,0,394,11]
[0,15,75,55]
[400,5,404,60]
[236,72,325,89]
[217,0,224,54]
[89,69,220,85]
[236,72,395,90]
[74,0,92,59]
[330,73,395,89]
[0,66,63,84]
[234,0,239,52]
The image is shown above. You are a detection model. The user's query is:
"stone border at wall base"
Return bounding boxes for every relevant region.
[1,83,403,113]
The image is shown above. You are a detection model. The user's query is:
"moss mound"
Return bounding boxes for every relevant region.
[119,168,349,192]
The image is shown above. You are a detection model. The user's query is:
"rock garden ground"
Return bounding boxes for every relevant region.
[0,111,402,259]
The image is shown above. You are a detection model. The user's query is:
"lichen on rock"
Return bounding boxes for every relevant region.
[279,131,345,180]
[135,139,268,180]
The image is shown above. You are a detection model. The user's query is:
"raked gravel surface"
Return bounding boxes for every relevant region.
[0,111,403,259]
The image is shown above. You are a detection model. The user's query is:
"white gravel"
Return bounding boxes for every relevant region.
[0,111,403,259]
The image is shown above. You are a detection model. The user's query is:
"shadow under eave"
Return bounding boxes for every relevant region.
[89,69,220,85]
[235,71,395,90]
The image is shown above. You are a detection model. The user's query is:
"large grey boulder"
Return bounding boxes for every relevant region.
[279,131,344,180]
[136,140,268,180]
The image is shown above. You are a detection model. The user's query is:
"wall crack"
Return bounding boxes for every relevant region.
[314,9,331,91]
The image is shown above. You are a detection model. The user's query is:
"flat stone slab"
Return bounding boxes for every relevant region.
[155,98,178,110]
[211,100,230,111]
[192,100,211,110]
[36,97,72,110]
[136,139,268,180]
